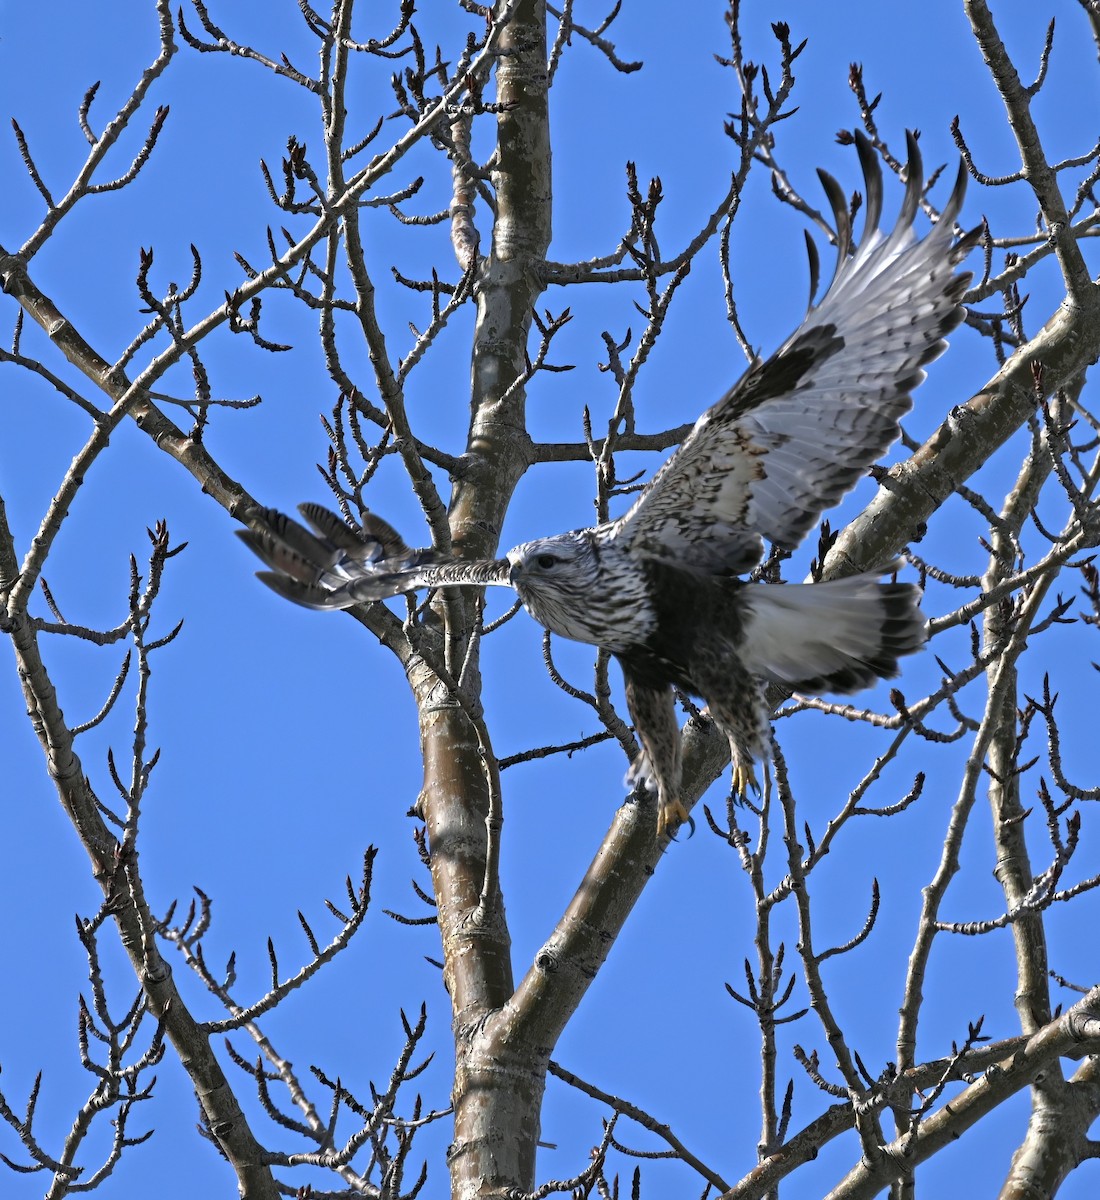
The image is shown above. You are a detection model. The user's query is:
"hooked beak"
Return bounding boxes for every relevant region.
[508,560,523,587]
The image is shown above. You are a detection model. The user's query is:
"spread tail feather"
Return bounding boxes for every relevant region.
[740,568,926,694]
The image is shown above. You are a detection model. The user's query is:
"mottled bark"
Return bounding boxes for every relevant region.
[419,3,554,1195]
[2,578,279,1198]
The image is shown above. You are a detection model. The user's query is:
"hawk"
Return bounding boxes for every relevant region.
[240,132,975,836]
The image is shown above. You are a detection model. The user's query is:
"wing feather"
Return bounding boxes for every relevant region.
[238,505,509,609]
[612,130,976,574]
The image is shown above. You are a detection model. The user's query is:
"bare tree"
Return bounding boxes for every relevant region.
[2,2,1100,1197]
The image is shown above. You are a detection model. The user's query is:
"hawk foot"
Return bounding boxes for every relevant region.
[731,763,761,801]
[657,796,690,839]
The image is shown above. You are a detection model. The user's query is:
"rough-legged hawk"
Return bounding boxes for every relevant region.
[240,132,976,836]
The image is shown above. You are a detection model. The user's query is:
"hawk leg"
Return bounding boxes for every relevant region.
[697,672,767,805]
[623,677,688,837]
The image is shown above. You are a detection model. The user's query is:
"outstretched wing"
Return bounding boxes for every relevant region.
[238,503,509,609]
[613,131,978,575]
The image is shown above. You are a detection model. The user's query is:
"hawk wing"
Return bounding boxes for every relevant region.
[238,503,509,609]
[612,131,977,575]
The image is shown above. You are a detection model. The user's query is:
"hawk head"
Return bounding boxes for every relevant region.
[506,529,650,650]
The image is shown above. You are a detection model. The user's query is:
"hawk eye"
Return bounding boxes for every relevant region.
[535,553,558,569]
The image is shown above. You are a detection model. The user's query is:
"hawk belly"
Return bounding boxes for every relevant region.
[616,564,766,834]
[616,562,925,834]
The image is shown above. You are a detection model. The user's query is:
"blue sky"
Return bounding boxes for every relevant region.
[1,2,1098,1196]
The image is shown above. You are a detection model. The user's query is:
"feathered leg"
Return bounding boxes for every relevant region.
[693,663,768,802]
[622,675,688,836]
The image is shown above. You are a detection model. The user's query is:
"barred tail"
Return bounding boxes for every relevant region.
[739,569,926,694]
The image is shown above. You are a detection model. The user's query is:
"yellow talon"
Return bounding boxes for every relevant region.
[732,763,760,798]
[657,796,690,838]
